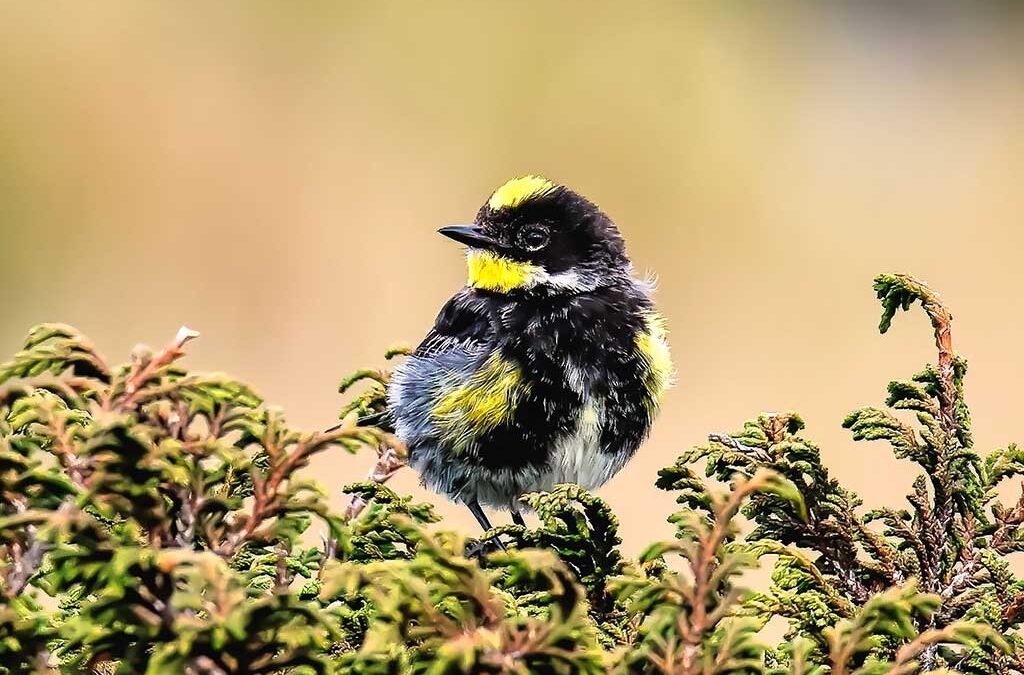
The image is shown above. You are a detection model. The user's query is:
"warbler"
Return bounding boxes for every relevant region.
[387,176,672,532]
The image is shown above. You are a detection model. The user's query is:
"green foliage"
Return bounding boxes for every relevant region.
[679,274,1023,672]
[323,524,605,673]
[2,272,1023,673]
[612,469,804,674]
[0,325,392,673]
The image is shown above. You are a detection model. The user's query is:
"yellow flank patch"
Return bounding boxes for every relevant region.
[636,311,673,406]
[467,250,540,293]
[488,175,556,211]
[433,354,527,450]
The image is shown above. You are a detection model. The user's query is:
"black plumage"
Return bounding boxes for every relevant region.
[387,177,671,531]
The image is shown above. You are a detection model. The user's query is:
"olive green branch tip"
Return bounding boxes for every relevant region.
[873,272,947,335]
[384,344,413,360]
[747,469,808,522]
[336,369,387,394]
[336,346,410,394]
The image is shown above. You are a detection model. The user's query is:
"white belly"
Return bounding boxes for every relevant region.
[545,397,623,490]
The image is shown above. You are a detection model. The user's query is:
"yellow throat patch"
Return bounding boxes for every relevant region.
[636,311,673,407]
[467,250,540,293]
[488,175,556,211]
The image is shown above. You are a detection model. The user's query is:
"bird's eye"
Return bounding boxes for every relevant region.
[519,226,550,251]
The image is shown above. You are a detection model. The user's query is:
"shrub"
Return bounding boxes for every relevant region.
[0,273,1019,673]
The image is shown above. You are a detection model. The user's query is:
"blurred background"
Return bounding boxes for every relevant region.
[2,2,1023,554]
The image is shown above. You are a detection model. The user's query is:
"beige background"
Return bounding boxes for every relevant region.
[2,3,1023,555]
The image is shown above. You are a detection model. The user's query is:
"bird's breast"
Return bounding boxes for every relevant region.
[545,396,611,488]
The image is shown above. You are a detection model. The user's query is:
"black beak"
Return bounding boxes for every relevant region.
[438,224,499,249]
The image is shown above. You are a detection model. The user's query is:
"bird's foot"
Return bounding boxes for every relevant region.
[465,533,507,560]
[510,509,526,528]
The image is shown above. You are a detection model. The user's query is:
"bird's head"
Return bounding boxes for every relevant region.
[439,176,630,294]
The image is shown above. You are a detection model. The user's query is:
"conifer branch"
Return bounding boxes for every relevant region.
[1,273,1022,672]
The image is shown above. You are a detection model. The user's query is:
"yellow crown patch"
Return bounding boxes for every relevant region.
[488,175,556,211]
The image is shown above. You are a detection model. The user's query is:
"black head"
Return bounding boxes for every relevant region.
[439,176,630,294]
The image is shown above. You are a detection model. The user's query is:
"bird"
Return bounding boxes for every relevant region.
[386,175,672,534]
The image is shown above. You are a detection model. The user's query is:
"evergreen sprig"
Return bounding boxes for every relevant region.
[1,273,1023,672]
[680,274,1022,672]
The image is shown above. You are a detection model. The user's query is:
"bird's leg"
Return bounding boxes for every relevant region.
[465,498,494,531]
[464,499,506,556]
[510,509,526,527]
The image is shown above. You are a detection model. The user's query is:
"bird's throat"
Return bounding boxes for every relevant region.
[466,250,541,293]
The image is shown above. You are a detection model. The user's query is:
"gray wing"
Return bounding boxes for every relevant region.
[388,288,494,445]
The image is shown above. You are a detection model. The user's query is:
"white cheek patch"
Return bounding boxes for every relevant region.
[533,269,599,293]
[541,270,584,291]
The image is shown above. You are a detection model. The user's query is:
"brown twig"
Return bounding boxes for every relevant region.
[217,431,319,556]
[344,444,407,522]
[110,325,199,411]
[889,275,957,438]
[219,421,398,558]
[1002,591,1024,627]
[676,470,774,673]
[887,276,969,610]
[886,625,963,675]
[313,435,406,576]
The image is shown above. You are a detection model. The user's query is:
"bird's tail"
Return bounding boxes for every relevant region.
[325,409,394,434]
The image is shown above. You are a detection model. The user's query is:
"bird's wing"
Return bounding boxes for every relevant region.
[386,289,496,445]
[414,288,494,358]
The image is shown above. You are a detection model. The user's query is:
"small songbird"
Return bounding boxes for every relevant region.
[387,176,672,532]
